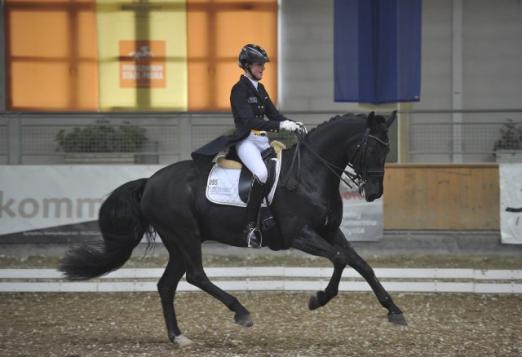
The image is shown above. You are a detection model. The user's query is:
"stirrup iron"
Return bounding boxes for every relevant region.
[246,225,263,248]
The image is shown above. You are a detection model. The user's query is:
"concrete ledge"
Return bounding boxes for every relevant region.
[1,230,521,258]
[2,267,522,293]
[353,230,522,256]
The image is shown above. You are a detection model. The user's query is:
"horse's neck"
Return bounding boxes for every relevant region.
[282,120,363,191]
[305,120,362,175]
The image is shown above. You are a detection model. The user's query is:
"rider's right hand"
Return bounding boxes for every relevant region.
[279,120,300,132]
[295,121,307,134]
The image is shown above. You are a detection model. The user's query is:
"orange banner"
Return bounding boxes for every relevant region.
[5,0,279,112]
[6,0,99,111]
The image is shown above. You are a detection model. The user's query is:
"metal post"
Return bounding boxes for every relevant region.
[277,0,284,108]
[0,0,7,112]
[8,115,21,164]
[178,115,192,161]
[397,103,410,163]
[451,0,464,163]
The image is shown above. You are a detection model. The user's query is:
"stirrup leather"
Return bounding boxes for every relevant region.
[244,177,266,248]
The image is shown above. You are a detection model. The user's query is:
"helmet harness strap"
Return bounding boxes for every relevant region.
[245,64,260,81]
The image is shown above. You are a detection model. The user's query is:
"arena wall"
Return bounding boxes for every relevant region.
[384,164,499,230]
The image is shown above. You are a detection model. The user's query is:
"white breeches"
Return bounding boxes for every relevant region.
[236,133,271,183]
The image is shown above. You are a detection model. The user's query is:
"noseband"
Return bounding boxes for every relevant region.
[350,130,390,182]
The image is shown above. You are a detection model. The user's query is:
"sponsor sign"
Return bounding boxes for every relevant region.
[340,181,383,241]
[96,0,187,110]
[499,163,522,244]
[0,166,162,237]
[0,165,382,242]
[120,40,166,88]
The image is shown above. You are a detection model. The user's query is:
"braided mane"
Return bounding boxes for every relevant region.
[305,112,367,138]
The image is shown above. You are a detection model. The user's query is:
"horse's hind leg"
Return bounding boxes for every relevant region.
[178,233,253,327]
[292,226,347,309]
[156,241,192,346]
[332,229,407,326]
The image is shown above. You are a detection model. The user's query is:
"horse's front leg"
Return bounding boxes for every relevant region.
[292,226,347,310]
[332,229,407,326]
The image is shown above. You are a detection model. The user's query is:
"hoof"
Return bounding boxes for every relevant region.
[308,294,320,310]
[173,334,193,347]
[234,313,253,327]
[388,312,408,326]
[308,291,325,310]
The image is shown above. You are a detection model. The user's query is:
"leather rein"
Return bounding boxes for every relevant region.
[283,129,389,190]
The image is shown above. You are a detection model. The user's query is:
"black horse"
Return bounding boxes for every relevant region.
[60,111,406,346]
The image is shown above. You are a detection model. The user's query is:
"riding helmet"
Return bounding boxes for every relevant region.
[238,44,270,69]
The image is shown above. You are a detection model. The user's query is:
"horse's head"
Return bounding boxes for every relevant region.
[288,111,396,203]
[353,111,396,202]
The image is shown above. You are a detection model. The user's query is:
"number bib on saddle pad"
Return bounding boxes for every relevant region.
[205,157,281,207]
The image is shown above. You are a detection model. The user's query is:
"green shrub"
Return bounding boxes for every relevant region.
[494,119,522,151]
[56,120,148,153]
[267,130,298,148]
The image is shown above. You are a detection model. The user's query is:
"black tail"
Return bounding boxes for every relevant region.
[59,178,151,280]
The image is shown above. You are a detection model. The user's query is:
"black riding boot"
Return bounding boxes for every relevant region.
[244,177,266,248]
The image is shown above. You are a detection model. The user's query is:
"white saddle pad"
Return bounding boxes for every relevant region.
[206,158,281,207]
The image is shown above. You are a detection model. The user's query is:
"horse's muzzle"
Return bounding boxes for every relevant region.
[362,182,383,202]
[365,192,380,202]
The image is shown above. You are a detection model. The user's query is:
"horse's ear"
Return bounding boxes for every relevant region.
[386,110,397,128]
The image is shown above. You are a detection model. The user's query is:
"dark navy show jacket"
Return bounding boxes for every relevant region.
[191,75,288,161]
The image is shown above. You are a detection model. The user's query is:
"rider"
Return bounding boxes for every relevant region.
[191,44,302,248]
[233,44,302,248]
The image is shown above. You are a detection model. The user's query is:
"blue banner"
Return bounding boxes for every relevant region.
[334,0,421,104]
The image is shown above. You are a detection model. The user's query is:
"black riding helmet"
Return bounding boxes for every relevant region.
[238,44,270,69]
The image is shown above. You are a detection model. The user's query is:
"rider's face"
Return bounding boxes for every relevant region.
[249,62,265,80]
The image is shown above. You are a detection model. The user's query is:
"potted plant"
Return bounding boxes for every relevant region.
[494,119,522,163]
[56,120,148,164]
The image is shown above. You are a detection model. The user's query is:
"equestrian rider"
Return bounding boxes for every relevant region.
[191,44,303,248]
[233,44,302,248]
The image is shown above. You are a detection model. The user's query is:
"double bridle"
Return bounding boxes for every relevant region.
[284,128,390,190]
[349,129,390,184]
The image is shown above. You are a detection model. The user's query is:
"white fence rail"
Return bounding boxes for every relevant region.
[1,267,521,294]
